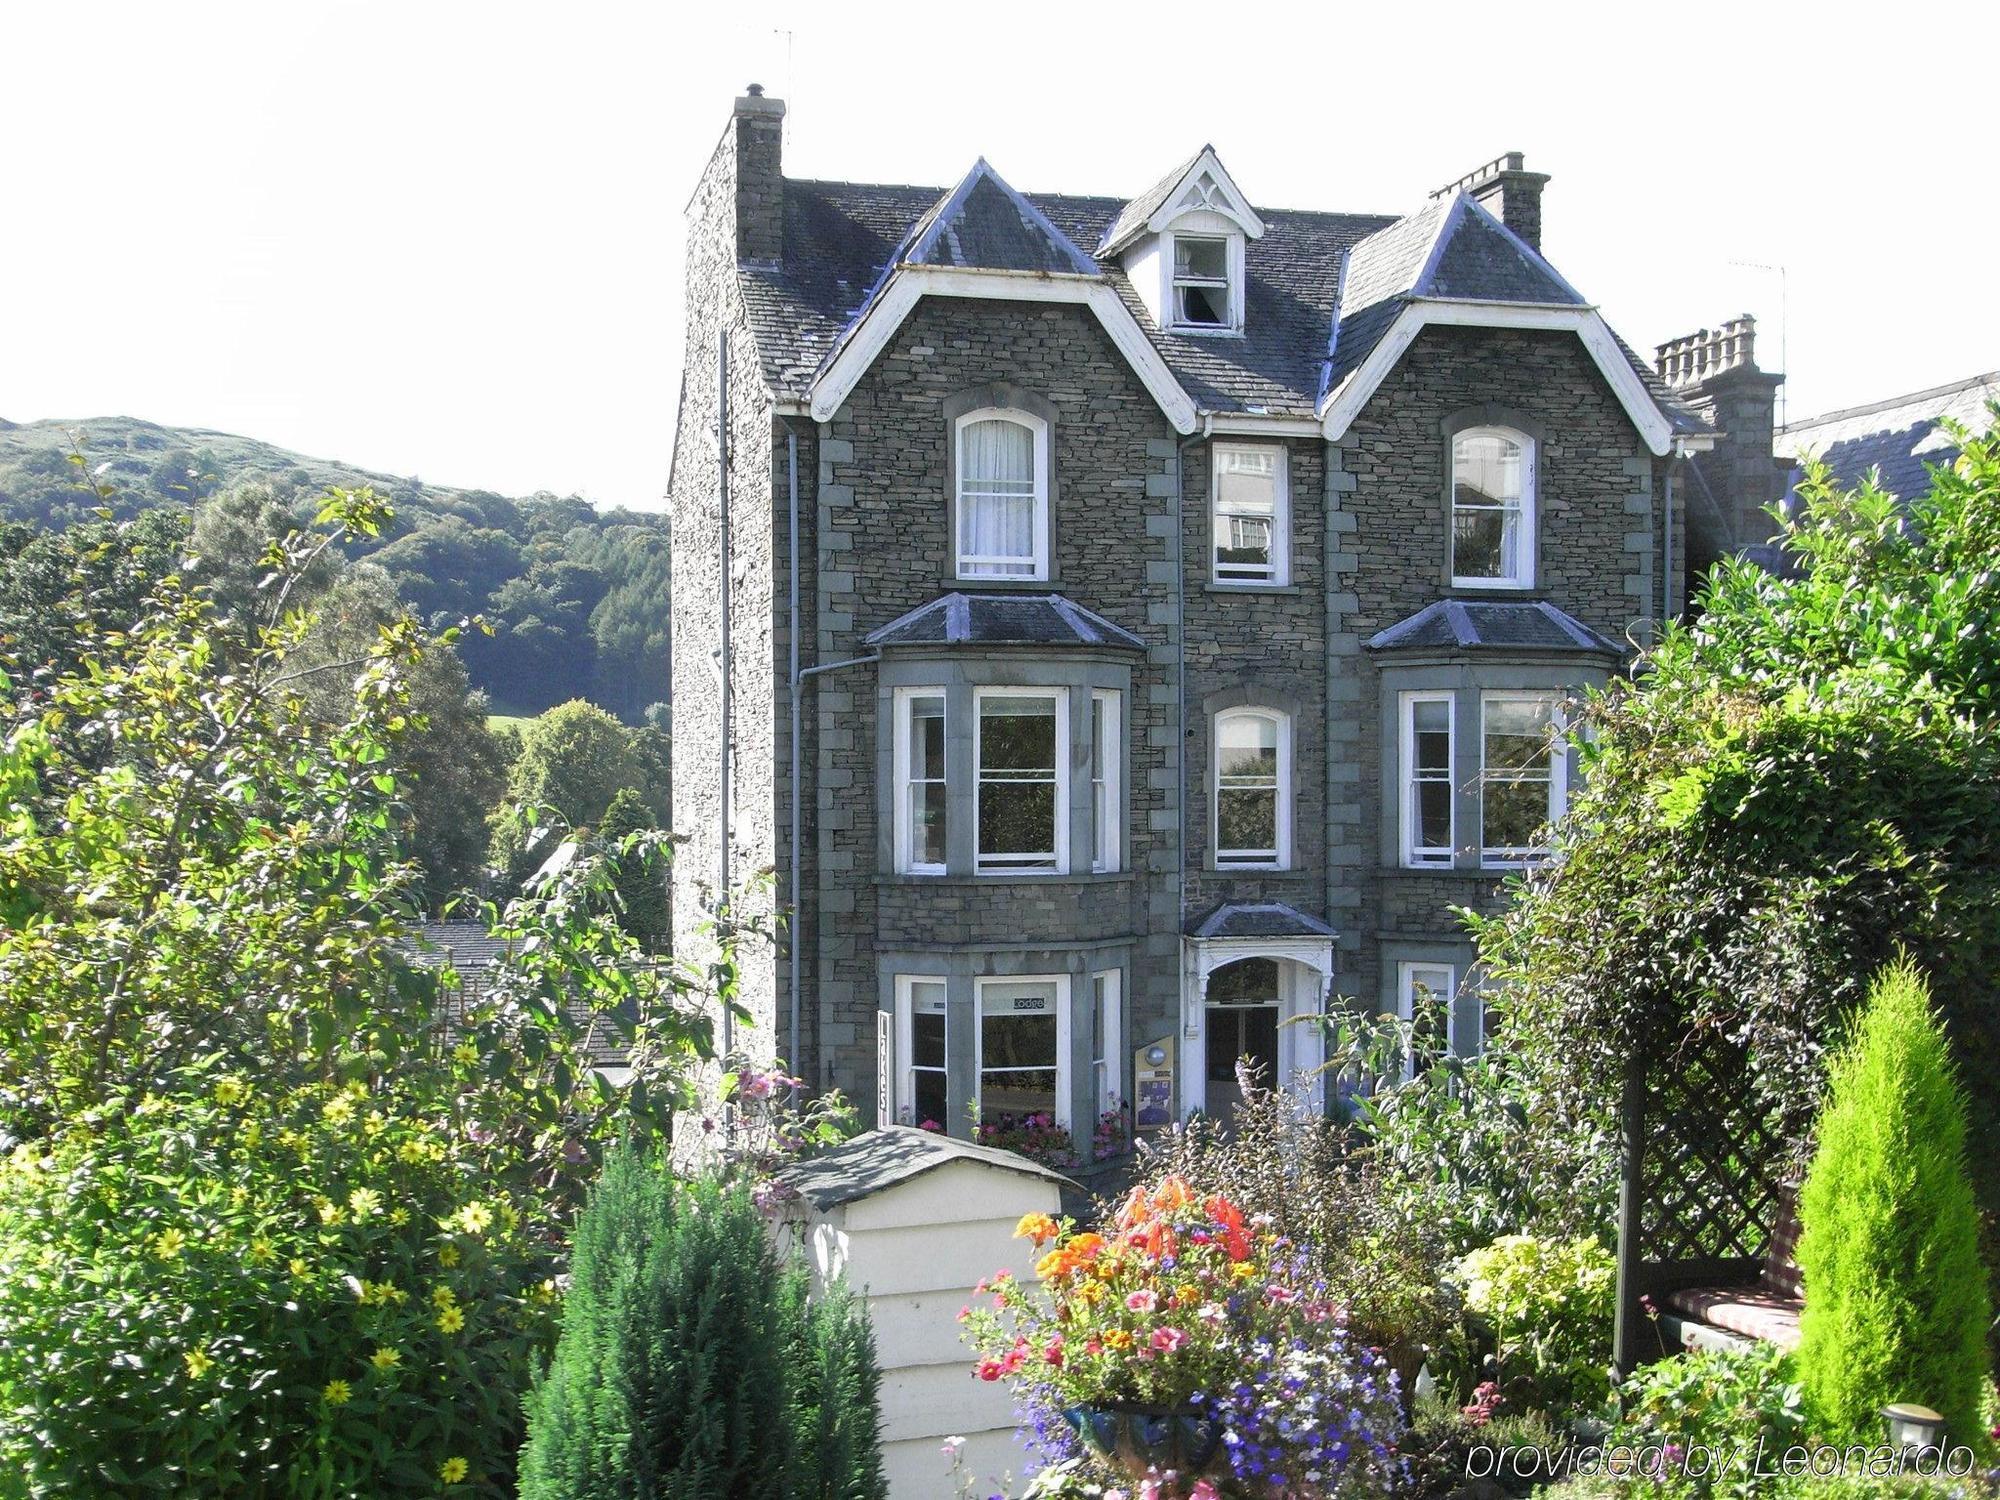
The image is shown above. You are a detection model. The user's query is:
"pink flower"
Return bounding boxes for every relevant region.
[1150,1326,1188,1353]
[1125,1290,1157,1312]
[975,1360,1003,1382]
[1264,1284,1297,1306]
[740,1072,774,1100]
[1190,1484,1221,1500]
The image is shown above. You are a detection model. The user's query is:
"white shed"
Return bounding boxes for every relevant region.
[775,1128,1074,1500]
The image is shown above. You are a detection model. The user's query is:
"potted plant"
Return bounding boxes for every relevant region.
[962,1175,1406,1498]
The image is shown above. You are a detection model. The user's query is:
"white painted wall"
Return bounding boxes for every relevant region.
[779,1154,1063,1500]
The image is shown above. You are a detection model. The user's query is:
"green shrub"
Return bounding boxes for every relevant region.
[1615,1344,1806,1499]
[1796,962,1992,1445]
[518,1153,885,1500]
[1458,1233,1618,1415]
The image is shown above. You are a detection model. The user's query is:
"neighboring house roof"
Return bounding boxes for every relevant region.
[411,920,633,1071]
[1188,901,1336,941]
[863,592,1146,651]
[1364,599,1624,656]
[777,1125,1076,1212]
[1777,370,2000,504]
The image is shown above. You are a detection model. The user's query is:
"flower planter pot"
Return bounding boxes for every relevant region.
[1064,1403,1223,1484]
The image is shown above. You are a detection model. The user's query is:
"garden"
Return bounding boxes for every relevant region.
[1,418,1998,1498]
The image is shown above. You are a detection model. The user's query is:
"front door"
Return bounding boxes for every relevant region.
[1203,957,1282,1127]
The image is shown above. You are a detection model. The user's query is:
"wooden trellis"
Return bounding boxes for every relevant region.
[1611,1026,1794,1373]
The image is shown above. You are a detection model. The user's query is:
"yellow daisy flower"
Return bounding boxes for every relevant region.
[436,1305,465,1334]
[347,1187,383,1220]
[369,1346,401,1372]
[212,1077,248,1107]
[439,1456,469,1485]
[452,1042,479,1067]
[152,1227,188,1261]
[182,1348,213,1379]
[438,1244,461,1268]
[322,1379,352,1406]
[247,1236,276,1265]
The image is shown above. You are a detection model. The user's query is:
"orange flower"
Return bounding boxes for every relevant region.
[1067,1232,1106,1258]
[1036,1248,1079,1280]
[1014,1213,1059,1246]
[1152,1175,1195,1213]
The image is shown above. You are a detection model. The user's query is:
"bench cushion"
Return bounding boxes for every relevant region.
[1666,1286,1802,1350]
[1761,1188,1804,1300]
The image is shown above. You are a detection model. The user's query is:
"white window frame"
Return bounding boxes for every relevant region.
[1399,690,1456,869]
[974,974,1072,1130]
[1210,444,1290,586]
[1168,231,1239,334]
[1478,692,1570,869]
[1213,707,1291,870]
[974,686,1070,875]
[1090,689,1121,873]
[955,407,1050,582]
[1395,962,1456,1081]
[1090,968,1123,1121]
[892,687,948,876]
[1450,425,1537,590]
[894,975,950,1128]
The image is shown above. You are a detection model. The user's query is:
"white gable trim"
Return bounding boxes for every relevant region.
[808,267,1199,433]
[1149,148,1265,240]
[1318,300,1675,456]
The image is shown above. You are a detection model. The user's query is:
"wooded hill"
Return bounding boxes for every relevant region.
[0,414,667,722]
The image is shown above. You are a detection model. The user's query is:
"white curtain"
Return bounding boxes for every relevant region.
[959,418,1036,572]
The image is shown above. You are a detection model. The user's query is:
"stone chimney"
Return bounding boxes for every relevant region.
[1654,315,1788,567]
[731,84,786,265]
[1433,152,1551,250]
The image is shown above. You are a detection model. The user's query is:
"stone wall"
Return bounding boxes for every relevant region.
[667,115,782,1069]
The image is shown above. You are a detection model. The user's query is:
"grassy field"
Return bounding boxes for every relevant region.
[486,713,535,736]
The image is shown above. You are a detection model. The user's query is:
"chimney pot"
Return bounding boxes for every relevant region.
[729,89,786,263]
[745,82,764,96]
[1433,151,1550,251]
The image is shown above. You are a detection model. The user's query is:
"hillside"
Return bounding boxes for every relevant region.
[0,415,668,722]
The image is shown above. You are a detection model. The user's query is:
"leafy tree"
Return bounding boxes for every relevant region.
[490,699,648,888]
[597,786,671,951]
[518,1157,884,1500]
[0,508,188,679]
[0,486,740,1493]
[1796,961,1990,1445]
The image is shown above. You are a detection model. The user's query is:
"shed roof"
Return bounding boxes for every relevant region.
[778,1127,1076,1212]
[863,592,1145,651]
[1365,599,1624,656]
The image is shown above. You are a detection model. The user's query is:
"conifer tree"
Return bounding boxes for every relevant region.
[520,1149,887,1499]
[1795,960,1991,1444]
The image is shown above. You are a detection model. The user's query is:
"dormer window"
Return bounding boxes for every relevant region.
[1172,235,1232,329]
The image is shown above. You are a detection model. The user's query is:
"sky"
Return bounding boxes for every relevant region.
[4,1,1996,513]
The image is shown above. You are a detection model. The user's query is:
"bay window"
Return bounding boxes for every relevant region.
[976,689,1067,873]
[893,689,947,874]
[956,410,1048,580]
[1400,692,1455,868]
[1214,707,1289,868]
[1480,693,1568,866]
[977,976,1067,1127]
[1090,689,1121,873]
[895,976,949,1129]
[1451,426,1534,588]
[1090,969,1123,1120]
[1212,444,1288,585]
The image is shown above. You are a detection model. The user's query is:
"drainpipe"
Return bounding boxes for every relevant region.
[716,330,733,1063]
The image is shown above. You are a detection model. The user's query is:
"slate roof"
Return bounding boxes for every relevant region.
[738,176,1393,416]
[777,1126,1076,1212]
[1364,599,1624,656]
[1097,145,1211,255]
[737,158,1701,440]
[903,159,1099,277]
[1777,371,2000,504]
[412,920,634,1070]
[1188,901,1336,941]
[863,592,1146,650]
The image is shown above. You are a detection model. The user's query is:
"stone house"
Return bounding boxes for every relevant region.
[667,88,1713,1138]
